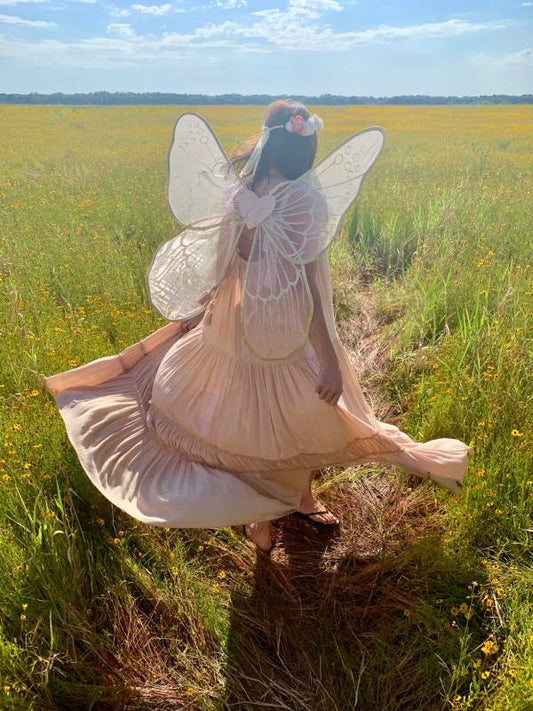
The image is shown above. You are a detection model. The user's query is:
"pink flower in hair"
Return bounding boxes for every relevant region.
[290,114,306,134]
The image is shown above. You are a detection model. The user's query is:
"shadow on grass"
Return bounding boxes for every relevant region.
[222,470,487,711]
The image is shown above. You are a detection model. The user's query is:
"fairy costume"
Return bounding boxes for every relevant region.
[44,112,472,528]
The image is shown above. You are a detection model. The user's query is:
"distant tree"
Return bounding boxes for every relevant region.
[0,91,531,106]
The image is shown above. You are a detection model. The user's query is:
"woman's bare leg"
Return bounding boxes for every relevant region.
[243,520,273,551]
[297,471,338,523]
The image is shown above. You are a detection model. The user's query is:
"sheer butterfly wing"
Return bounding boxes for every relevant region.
[147,112,244,321]
[241,126,386,360]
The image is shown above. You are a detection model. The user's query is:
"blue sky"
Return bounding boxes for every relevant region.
[0,0,531,94]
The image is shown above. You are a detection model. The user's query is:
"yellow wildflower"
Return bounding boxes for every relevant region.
[481,671,490,680]
[511,429,523,437]
[30,389,40,397]
[217,570,226,580]
[481,640,498,655]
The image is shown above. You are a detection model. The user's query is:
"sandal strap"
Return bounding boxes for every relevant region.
[302,510,332,515]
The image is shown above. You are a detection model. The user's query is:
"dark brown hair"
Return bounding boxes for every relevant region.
[231,99,318,191]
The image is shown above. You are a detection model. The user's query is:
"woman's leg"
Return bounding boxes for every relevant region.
[244,468,315,550]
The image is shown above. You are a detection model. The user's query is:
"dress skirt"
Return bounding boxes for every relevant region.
[44,251,472,528]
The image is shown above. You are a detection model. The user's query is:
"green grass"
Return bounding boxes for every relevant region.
[0,104,531,709]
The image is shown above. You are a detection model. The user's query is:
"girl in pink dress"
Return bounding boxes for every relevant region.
[44,99,472,554]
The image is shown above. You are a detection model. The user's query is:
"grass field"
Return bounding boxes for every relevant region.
[0,104,532,710]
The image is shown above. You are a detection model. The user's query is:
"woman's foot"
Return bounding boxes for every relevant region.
[297,494,339,524]
[243,521,274,552]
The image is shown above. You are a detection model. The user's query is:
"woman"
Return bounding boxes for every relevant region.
[44,99,472,554]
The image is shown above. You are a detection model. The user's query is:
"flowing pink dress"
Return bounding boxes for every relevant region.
[44,246,472,528]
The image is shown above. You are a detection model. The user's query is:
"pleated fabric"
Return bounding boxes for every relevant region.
[44,250,472,528]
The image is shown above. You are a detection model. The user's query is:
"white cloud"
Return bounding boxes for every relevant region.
[471,47,533,67]
[214,0,247,8]
[289,0,343,17]
[521,2,532,6]
[0,12,56,26]
[130,3,172,14]
[0,10,513,67]
[106,22,136,37]
[0,0,46,4]
[217,14,509,51]
[105,3,131,17]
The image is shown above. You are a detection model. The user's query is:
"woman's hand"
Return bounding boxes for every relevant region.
[316,360,343,405]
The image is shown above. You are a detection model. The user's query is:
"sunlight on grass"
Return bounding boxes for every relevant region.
[0,104,531,709]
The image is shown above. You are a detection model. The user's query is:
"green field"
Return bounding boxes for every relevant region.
[0,104,532,710]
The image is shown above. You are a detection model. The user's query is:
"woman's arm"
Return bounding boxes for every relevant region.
[304,259,343,405]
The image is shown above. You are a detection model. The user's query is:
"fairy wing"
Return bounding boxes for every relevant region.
[241,126,386,360]
[147,112,244,321]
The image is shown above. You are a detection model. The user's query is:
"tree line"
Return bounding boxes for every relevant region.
[1,91,532,105]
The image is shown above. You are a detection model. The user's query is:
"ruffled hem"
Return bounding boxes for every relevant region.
[44,323,318,527]
[44,317,472,527]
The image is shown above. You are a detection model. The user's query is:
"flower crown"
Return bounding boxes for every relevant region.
[264,112,324,137]
[240,112,324,179]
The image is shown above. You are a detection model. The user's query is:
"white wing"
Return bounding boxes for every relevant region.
[147,113,245,321]
[241,126,386,360]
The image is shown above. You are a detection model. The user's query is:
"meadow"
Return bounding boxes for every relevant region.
[0,103,531,710]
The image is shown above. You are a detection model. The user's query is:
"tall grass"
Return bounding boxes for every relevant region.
[0,104,531,709]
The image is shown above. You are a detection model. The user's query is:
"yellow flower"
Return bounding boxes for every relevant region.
[511,429,523,437]
[459,602,469,614]
[197,544,204,552]
[481,671,490,680]
[2,685,11,693]
[185,687,196,696]
[217,570,226,580]
[506,668,517,678]
[481,640,497,655]
[473,658,481,668]
[20,613,26,621]
[450,606,460,617]
[476,469,485,478]
[30,389,40,397]
[21,603,28,610]
[453,694,462,702]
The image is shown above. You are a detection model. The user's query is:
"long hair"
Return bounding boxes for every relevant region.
[230,99,318,191]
